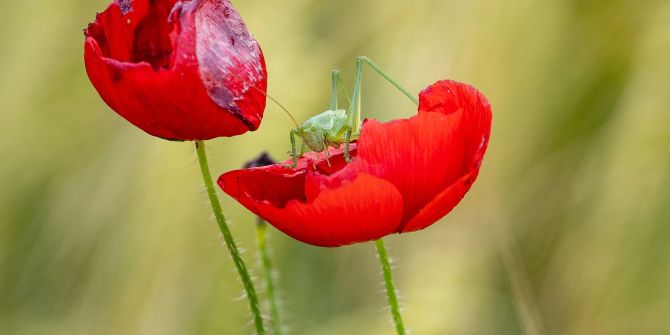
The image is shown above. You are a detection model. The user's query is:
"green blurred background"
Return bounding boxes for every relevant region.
[2,0,670,334]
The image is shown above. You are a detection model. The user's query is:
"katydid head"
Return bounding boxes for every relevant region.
[295,109,350,152]
[295,111,331,152]
[301,109,345,130]
[296,126,326,152]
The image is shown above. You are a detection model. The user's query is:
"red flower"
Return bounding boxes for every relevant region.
[218,80,492,247]
[84,0,267,140]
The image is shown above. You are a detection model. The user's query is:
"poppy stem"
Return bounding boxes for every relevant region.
[255,218,283,335]
[195,141,265,335]
[375,239,407,335]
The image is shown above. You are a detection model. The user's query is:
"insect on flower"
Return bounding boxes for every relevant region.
[218,76,492,247]
[285,56,419,167]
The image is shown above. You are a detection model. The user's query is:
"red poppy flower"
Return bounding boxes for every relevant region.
[84,0,267,140]
[218,80,492,247]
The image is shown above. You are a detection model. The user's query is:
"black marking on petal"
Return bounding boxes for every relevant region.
[227,104,256,130]
[110,69,122,82]
[159,137,185,142]
[243,152,277,168]
[118,0,133,15]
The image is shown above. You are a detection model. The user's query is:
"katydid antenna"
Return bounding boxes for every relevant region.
[224,70,299,129]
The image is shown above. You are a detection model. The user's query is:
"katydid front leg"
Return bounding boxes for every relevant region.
[300,142,307,156]
[290,129,300,168]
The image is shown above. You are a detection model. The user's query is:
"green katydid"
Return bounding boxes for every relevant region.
[284,56,419,167]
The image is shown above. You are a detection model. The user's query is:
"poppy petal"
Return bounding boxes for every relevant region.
[322,80,491,230]
[401,170,480,233]
[219,168,403,247]
[194,0,267,130]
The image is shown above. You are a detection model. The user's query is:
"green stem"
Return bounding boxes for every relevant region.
[256,218,283,335]
[375,239,407,335]
[195,141,265,335]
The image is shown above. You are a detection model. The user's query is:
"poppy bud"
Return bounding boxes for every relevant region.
[84,0,267,140]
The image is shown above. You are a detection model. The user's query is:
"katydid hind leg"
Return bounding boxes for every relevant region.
[347,57,364,136]
[341,62,358,164]
[358,56,418,105]
[330,69,340,110]
[344,127,352,163]
[339,78,352,106]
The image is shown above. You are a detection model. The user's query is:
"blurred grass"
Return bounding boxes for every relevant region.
[1,0,670,334]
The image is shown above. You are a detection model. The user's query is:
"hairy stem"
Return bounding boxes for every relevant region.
[256,218,283,335]
[375,239,407,335]
[195,141,265,335]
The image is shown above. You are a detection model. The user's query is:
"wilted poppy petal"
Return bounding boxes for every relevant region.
[194,0,267,129]
[84,0,267,140]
